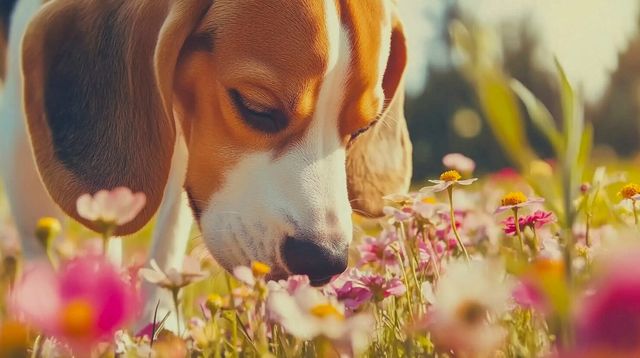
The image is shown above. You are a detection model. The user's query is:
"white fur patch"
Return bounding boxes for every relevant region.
[199,0,353,273]
[375,0,393,112]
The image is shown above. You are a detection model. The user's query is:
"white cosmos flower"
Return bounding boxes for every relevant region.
[429,258,513,355]
[139,256,208,291]
[267,285,374,354]
[76,187,146,226]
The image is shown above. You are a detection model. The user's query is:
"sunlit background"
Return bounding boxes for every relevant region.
[398,0,640,179]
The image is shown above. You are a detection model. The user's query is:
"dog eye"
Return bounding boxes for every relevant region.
[349,120,378,142]
[229,89,288,133]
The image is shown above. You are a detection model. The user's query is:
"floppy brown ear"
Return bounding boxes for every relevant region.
[21,0,211,234]
[346,9,412,217]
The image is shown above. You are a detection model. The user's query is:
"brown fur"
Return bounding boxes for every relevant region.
[21,0,211,234]
[21,0,412,234]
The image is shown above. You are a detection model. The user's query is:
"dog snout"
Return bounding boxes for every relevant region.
[282,234,348,286]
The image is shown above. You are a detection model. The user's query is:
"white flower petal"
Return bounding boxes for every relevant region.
[457,178,478,186]
[138,268,167,285]
[421,282,437,304]
[233,266,255,286]
[76,193,98,221]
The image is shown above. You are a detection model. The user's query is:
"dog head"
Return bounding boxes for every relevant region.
[22,0,412,284]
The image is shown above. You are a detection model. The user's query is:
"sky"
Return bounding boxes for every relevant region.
[397,0,640,102]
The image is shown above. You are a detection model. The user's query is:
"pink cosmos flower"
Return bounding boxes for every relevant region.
[10,256,140,355]
[332,280,373,311]
[330,269,406,310]
[503,210,554,235]
[359,275,406,300]
[76,187,146,226]
[573,249,640,355]
[416,239,437,272]
[512,280,547,313]
[268,275,311,295]
[357,233,399,267]
[443,153,476,174]
[383,206,413,223]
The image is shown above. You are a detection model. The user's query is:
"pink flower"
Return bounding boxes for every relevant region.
[10,256,140,355]
[358,276,406,299]
[512,280,547,313]
[416,239,440,273]
[443,153,476,174]
[383,206,413,223]
[76,187,146,226]
[573,249,640,355]
[332,280,373,311]
[330,270,406,310]
[357,233,399,267]
[280,275,311,294]
[503,210,554,235]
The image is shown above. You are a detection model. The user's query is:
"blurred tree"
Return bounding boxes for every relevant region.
[406,4,639,182]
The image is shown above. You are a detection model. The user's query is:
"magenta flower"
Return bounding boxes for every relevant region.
[10,256,140,355]
[330,270,406,310]
[574,250,640,355]
[357,233,399,267]
[332,280,374,311]
[357,273,406,301]
[503,210,554,235]
[512,280,548,313]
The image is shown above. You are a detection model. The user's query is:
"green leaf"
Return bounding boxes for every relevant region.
[475,69,537,169]
[510,79,563,155]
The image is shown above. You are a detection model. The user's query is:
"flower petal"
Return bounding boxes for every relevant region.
[457,178,478,186]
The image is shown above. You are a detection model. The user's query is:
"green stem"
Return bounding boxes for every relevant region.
[585,213,592,247]
[531,226,540,253]
[101,223,115,257]
[447,187,470,262]
[633,200,638,226]
[399,222,425,308]
[513,208,525,254]
[391,244,415,320]
[225,274,240,358]
[171,288,181,336]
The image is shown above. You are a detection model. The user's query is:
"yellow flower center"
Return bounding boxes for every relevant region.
[0,321,30,355]
[532,258,565,278]
[251,261,271,276]
[455,300,488,326]
[440,170,462,182]
[310,304,344,320]
[34,217,62,244]
[421,197,437,204]
[501,192,528,206]
[60,299,96,338]
[206,294,224,310]
[619,183,640,200]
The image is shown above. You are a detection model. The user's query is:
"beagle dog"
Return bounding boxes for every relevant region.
[0,0,412,325]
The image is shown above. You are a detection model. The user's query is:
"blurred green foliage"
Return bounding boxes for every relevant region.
[406,7,640,181]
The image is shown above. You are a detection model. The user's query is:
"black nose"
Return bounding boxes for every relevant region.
[282,236,348,285]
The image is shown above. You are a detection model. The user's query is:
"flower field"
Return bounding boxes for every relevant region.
[2,22,640,358]
[3,154,640,357]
